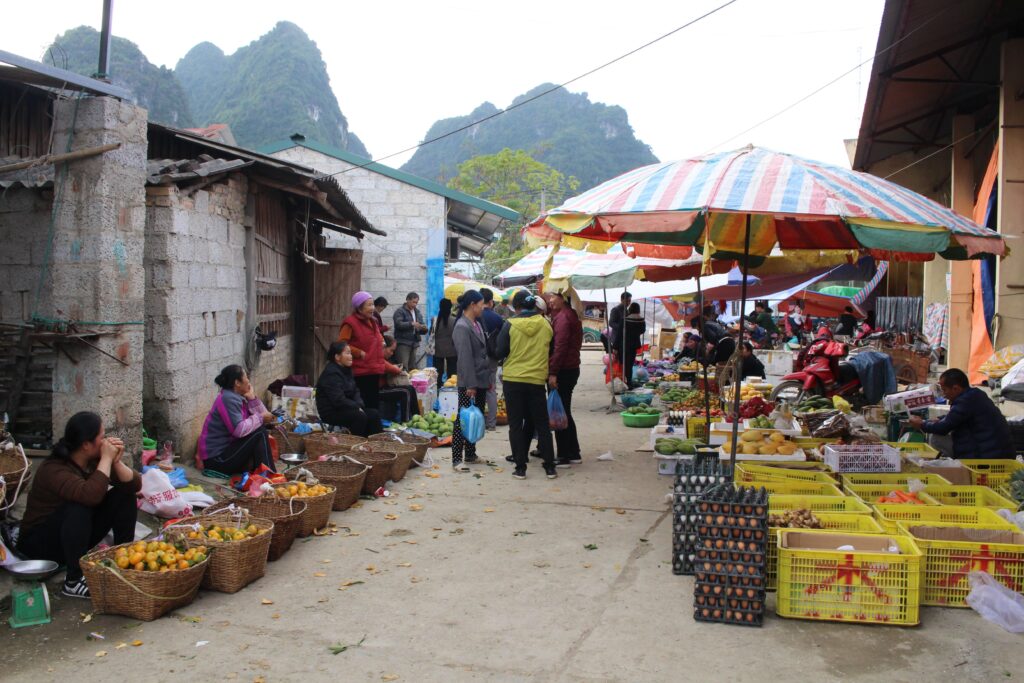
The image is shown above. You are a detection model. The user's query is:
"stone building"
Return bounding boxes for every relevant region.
[0,53,377,454]
[260,135,518,339]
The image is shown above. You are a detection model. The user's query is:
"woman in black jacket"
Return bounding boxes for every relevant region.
[315,341,382,437]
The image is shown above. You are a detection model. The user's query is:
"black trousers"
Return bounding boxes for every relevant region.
[354,373,381,410]
[503,380,554,471]
[623,343,641,386]
[553,367,581,460]
[327,407,383,437]
[18,485,138,581]
[433,356,457,388]
[205,426,276,475]
[452,387,487,465]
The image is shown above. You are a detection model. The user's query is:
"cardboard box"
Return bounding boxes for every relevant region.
[780,531,901,553]
[919,460,972,485]
[904,526,1024,545]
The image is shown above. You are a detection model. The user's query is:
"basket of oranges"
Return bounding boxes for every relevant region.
[271,478,336,537]
[166,510,274,593]
[79,539,210,620]
[286,458,367,512]
[205,495,307,561]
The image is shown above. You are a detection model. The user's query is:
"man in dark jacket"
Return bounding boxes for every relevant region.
[546,292,583,467]
[908,368,1014,459]
[393,292,427,370]
[480,289,505,431]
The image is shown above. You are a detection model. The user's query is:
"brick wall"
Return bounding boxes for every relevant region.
[268,147,445,323]
[0,187,52,322]
[143,177,252,453]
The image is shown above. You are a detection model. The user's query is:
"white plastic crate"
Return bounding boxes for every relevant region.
[822,444,901,473]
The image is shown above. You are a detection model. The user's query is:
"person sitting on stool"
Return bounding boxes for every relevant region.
[908,368,1014,459]
[197,364,277,475]
[17,411,141,600]
[316,341,383,437]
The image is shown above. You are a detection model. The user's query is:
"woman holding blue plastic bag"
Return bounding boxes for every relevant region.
[451,289,490,472]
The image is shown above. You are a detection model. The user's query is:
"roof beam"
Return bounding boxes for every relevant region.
[0,49,130,99]
[879,23,1015,78]
[868,90,994,138]
[889,77,999,87]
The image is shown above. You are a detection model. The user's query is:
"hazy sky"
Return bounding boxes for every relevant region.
[5,0,885,170]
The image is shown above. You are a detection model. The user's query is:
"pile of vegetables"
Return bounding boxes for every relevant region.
[767,509,823,528]
[739,396,774,419]
[624,403,660,415]
[1006,469,1024,504]
[654,437,706,455]
[876,490,928,504]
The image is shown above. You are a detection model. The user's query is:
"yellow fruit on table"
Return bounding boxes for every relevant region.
[769,432,786,443]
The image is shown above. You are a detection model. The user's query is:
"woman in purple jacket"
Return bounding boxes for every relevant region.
[198,364,277,474]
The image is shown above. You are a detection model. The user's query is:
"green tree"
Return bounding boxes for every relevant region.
[447,149,578,282]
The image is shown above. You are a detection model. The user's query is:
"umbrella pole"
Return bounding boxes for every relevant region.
[602,285,617,413]
[697,270,711,442]
[729,215,752,473]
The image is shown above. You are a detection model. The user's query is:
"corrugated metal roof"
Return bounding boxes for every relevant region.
[0,49,130,99]
[0,156,53,188]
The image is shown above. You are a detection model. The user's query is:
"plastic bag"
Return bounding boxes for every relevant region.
[548,389,568,431]
[459,404,485,444]
[139,468,193,519]
[966,571,1024,633]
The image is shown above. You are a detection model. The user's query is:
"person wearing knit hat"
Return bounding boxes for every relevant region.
[336,291,386,412]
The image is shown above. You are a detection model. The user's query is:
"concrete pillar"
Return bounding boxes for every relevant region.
[996,38,1024,347]
[48,96,148,452]
[948,115,975,371]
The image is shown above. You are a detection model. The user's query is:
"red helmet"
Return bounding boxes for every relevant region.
[816,326,833,340]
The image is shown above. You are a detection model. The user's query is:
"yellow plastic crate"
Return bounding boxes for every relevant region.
[921,485,1019,510]
[872,504,1016,533]
[883,441,940,459]
[767,513,885,591]
[841,473,951,489]
[738,481,843,497]
[846,484,940,506]
[898,521,1024,607]
[958,459,1024,487]
[776,530,922,625]
[769,494,871,515]
[792,437,841,450]
[736,463,836,485]
[686,416,709,441]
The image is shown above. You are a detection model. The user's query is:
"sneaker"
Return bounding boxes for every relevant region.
[452,463,470,473]
[555,460,572,469]
[61,577,91,599]
[512,468,527,480]
[505,455,515,463]
[544,467,558,480]
[486,426,497,432]
[464,456,480,464]
[565,457,583,465]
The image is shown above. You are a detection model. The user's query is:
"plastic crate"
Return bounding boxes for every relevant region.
[845,484,940,506]
[872,504,1017,533]
[792,437,841,450]
[958,459,1024,487]
[767,514,885,591]
[737,481,844,497]
[736,463,835,485]
[686,416,709,441]
[898,521,1024,607]
[882,441,940,459]
[776,531,922,625]
[823,444,901,473]
[841,473,951,489]
[769,494,871,515]
[920,485,1019,510]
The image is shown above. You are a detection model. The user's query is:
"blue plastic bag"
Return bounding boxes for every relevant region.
[459,404,486,444]
[548,389,568,431]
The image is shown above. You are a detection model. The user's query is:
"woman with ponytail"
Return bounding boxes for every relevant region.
[17,412,141,599]
[197,364,277,475]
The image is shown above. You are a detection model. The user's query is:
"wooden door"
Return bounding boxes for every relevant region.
[310,248,363,380]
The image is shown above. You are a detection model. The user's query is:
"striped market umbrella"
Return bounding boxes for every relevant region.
[543,145,1005,262]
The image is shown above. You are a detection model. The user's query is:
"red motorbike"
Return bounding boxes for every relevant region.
[770,333,863,405]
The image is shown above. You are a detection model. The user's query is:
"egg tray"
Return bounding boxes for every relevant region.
[694,570,767,588]
[695,582,766,603]
[694,548,767,567]
[693,605,765,627]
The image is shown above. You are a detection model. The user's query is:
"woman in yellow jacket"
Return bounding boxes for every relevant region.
[495,290,557,480]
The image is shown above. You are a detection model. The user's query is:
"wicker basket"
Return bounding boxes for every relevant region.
[274,427,309,455]
[205,496,307,561]
[348,447,398,494]
[362,441,416,482]
[305,433,367,459]
[287,458,367,511]
[271,481,336,537]
[166,511,274,593]
[80,542,209,621]
[0,445,30,509]
[370,432,430,469]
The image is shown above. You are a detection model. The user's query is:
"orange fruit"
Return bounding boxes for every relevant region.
[133,561,145,571]
[116,556,130,569]
[177,560,190,570]
[129,552,144,565]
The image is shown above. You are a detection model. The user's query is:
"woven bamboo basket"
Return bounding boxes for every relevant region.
[348,446,398,494]
[271,481,336,537]
[0,445,30,509]
[369,432,430,468]
[287,458,368,511]
[305,433,367,459]
[166,511,274,593]
[80,542,209,621]
[274,427,309,455]
[205,496,307,561]
[362,441,416,482]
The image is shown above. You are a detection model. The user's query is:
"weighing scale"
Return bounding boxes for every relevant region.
[6,559,58,628]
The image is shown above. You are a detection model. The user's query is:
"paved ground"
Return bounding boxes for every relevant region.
[3,349,1024,682]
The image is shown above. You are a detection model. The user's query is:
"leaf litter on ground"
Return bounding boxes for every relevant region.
[328,635,366,655]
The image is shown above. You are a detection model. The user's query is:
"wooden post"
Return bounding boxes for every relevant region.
[996,38,1024,347]
[948,114,975,372]
[729,215,752,471]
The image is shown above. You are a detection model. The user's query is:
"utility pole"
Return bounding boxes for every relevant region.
[541,188,547,213]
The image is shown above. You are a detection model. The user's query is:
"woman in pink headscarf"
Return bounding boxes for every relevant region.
[337,291,385,410]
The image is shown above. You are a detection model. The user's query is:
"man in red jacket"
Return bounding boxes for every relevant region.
[546,292,583,467]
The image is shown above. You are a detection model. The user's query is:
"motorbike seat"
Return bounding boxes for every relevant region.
[836,362,859,384]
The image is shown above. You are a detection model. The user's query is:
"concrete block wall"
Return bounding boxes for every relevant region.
[0,188,53,322]
[269,147,445,323]
[143,176,251,453]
